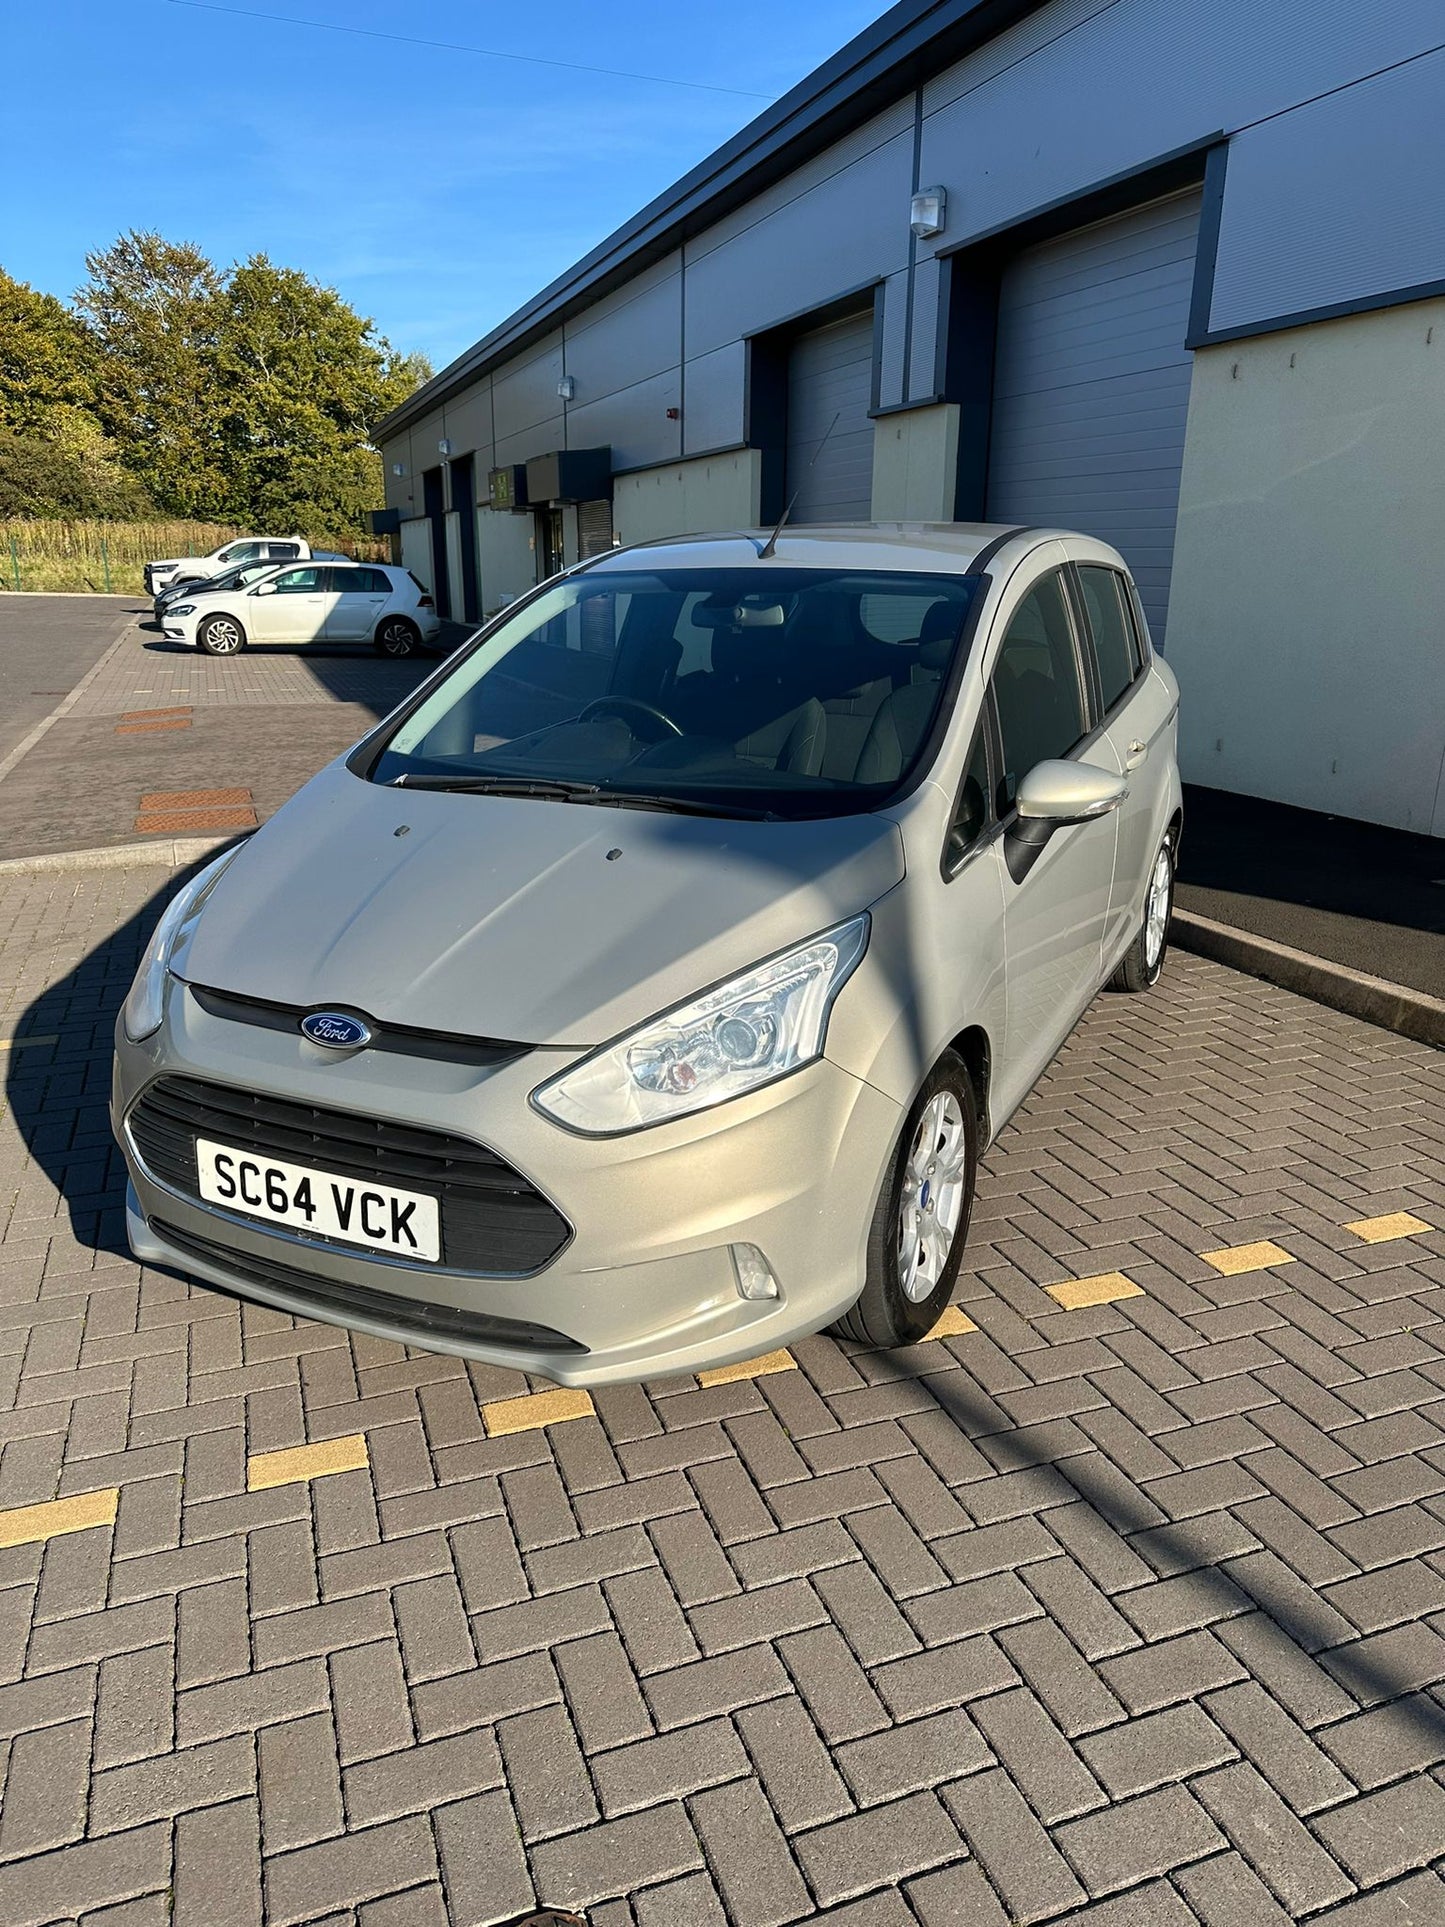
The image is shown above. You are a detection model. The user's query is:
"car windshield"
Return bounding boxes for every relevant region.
[369,567,981,819]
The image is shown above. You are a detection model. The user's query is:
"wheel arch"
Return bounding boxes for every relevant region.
[945,1023,993,1145]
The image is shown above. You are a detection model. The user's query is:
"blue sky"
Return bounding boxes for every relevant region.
[8,0,883,370]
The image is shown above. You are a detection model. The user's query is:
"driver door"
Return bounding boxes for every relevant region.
[248,565,336,643]
[986,558,1118,1123]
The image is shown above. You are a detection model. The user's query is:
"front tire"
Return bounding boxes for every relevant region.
[1110,836,1174,992]
[197,613,246,656]
[376,616,420,658]
[830,1050,978,1348]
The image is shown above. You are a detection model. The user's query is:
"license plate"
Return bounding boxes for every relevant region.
[195,1138,440,1262]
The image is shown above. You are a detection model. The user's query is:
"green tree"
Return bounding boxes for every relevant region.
[208,255,430,539]
[0,268,98,436]
[75,230,226,515]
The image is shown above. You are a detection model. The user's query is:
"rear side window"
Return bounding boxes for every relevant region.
[268,542,301,560]
[1077,566,1138,713]
[333,567,388,594]
[989,571,1088,815]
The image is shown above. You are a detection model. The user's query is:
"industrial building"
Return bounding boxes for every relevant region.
[376,0,1445,835]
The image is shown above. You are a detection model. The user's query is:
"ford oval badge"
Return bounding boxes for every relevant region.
[300,1011,372,1050]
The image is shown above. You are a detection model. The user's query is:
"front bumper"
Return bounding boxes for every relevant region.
[113,980,901,1385]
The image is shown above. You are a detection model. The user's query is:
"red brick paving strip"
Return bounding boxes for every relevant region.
[133,785,257,835]
[115,718,193,735]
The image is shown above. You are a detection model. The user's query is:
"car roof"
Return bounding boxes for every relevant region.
[584,522,1074,577]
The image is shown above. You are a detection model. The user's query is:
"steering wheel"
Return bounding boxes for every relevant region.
[578,696,684,740]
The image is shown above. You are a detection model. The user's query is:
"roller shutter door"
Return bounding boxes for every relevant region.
[987,189,1202,643]
[786,309,875,523]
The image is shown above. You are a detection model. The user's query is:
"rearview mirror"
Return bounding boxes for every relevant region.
[1016,759,1127,825]
[1006,759,1127,884]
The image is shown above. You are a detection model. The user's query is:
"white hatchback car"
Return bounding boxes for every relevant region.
[161,562,441,657]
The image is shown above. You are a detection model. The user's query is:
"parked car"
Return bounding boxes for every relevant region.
[144,536,311,598]
[113,523,1180,1385]
[159,561,439,656]
[151,551,350,624]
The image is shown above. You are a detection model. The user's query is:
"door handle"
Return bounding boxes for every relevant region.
[1126,739,1148,771]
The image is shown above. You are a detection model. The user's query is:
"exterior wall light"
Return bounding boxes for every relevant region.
[910,187,947,239]
[557,375,577,402]
[438,437,453,456]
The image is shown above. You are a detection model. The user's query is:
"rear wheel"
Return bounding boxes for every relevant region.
[197,613,246,656]
[830,1050,978,1348]
[376,615,420,658]
[1110,836,1174,991]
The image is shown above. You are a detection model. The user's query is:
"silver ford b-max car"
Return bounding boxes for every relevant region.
[112,525,1181,1384]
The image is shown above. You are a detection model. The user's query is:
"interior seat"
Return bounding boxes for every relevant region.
[851,602,965,785]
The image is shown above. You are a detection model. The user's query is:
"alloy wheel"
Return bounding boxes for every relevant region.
[897,1090,969,1302]
[1145,844,1173,973]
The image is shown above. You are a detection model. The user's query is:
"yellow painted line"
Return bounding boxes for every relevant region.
[925,1305,979,1338]
[697,1349,798,1388]
[247,1434,369,1491]
[0,1034,59,1054]
[482,1387,595,1437]
[0,1487,118,1549]
[1200,1240,1296,1277]
[1346,1211,1433,1245]
[1045,1272,1143,1311]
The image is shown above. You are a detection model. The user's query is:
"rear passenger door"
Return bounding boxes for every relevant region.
[986,560,1118,1118]
[1071,562,1172,960]
[324,568,389,642]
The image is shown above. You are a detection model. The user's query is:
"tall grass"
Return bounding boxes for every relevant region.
[0,519,388,595]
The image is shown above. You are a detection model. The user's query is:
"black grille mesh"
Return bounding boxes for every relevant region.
[129,1075,570,1274]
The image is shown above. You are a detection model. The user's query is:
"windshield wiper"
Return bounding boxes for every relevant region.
[390,774,601,799]
[390,772,776,818]
[587,791,779,821]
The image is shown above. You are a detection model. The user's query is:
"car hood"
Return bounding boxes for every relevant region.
[177,762,906,1048]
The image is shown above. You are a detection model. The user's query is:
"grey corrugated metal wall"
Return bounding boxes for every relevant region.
[986,189,1204,642]
[786,311,876,523]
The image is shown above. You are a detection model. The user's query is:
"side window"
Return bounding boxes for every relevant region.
[988,571,1088,816]
[1077,567,1137,713]
[271,567,321,594]
[268,542,301,560]
[226,542,260,563]
[945,722,992,871]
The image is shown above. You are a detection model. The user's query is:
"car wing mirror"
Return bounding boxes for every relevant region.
[1006,759,1127,883]
[252,581,276,596]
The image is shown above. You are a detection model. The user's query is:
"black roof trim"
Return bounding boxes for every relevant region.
[380,0,1046,438]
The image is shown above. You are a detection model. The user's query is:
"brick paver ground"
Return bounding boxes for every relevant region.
[0,614,462,862]
[1,861,1443,1924]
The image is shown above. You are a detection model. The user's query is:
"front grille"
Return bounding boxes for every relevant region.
[152,1218,585,1353]
[129,1074,570,1274]
[186,983,527,1070]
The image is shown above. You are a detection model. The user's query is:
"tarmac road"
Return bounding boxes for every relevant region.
[0,593,142,766]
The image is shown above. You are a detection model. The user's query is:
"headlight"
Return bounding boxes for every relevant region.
[120,847,241,1042]
[532,914,869,1135]
[169,604,196,617]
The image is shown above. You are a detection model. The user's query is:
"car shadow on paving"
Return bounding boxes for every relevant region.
[4,869,1445,1921]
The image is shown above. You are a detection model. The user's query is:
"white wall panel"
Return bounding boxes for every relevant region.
[875,270,911,412]
[1208,48,1445,332]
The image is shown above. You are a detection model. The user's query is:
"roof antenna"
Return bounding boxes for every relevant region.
[757,411,840,558]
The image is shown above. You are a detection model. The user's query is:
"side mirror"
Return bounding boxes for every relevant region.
[1006,759,1127,883]
[1017,759,1127,825]
[252,581,276,596]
